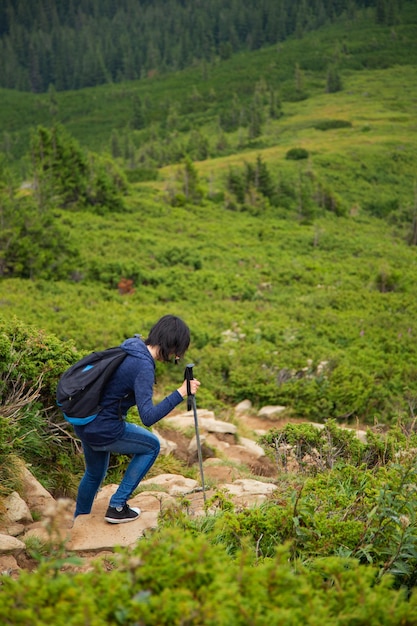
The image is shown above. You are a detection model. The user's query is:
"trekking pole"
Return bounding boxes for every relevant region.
[184,363,207,503]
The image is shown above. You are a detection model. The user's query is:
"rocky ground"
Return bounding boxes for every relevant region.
[0,402,293,576]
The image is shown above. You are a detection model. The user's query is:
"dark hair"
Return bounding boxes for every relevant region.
[144,315,190,362]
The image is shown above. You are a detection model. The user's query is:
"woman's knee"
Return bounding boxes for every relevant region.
[125,423,161,455]
[147,431,161,456]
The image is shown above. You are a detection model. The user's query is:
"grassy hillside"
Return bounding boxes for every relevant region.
[1,3,417,422]
[2,3,417,162]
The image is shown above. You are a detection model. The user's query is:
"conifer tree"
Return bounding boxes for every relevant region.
[31,125,89,208]
[293,62,308,100]
[30,124,127,211]
[255,155,276,202]
[375,0,386,25]
[248,89,265,139]
[226,167,246,204]
[269,89,282,119]
[182,156,202,203]
[110,130,122,159]
[326,64,343,93]
[0,154,79,279]
[131,95,146,130]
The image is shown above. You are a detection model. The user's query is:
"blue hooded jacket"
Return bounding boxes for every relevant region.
[74,336,183,446]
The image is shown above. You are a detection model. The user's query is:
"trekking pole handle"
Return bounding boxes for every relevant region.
[184,363,194,411]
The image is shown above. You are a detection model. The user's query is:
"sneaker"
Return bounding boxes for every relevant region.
[104,504,141,524]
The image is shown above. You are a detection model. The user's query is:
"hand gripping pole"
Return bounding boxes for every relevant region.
[184,363,206,503]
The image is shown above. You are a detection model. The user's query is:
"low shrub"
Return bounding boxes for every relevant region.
[313,119,352,131]
[285,147,309,160]
[1,529,417,624]
[124,167,159,182]
[0,316,85,496]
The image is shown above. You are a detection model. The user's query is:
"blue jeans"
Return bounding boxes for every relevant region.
[75,422,160,517]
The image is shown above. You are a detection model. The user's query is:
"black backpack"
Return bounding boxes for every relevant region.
[56,346,128,426]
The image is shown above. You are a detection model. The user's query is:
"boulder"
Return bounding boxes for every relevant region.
[239,437,265,459]
[187,434,216,463]
[222,478,277,506]
[3,491,33,525]
[235,400,252,414]
[258,405,286,418]
[24,525,51,544]
[23,498,74,544]
[165,413,237,435]
[67,486,166,552]
[0,554,20,576]
[0,533,25,556]
[20,466,56,515]
[68,511,157,552]
[140,474,198,495]
[153,428,178,455]
[204,434,265,468]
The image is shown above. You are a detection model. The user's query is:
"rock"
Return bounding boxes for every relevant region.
[258,405,286,418]
[222,478,277,506]
[23,499,74,544]
[355,430,367,443]
[187,433,206,455]
[0,554,20,576]
[0,534,25,555]
[130,491,177,513]
[68,512,157,552]
[0,523,25,537]
[235,400,252,414]
[199,417,237,434]
[172,409,216,422]
[1,409,372,567]
[239,437,265,459]
[20,466,56,515]
[165,413,237,435]
[153,428,178,455]
[59,550,116,575]
[67,487,161,552]
[204,434,266,471]
[24,525,50,543]
[187,434,216,463]
[140,474,199,495]
[228,478,277,495]
[3,491,33,525]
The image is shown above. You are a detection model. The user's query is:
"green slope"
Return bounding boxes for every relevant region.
[1,3,417,422]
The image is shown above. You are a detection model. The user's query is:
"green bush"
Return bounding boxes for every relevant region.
[286,147,309,160]
[125,167,159,182]
[259,421,364,473]
[1,529,417,625]
[30,125,128,213]
[0,316,84,495]
[0,189,80,280]
[313,120,352,131]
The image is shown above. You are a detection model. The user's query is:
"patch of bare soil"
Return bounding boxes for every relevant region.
[157,427,192,463]
[239,414,303,433]
[157,425,277,478]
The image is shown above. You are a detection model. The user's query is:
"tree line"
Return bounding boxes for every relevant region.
[0,0,391,93]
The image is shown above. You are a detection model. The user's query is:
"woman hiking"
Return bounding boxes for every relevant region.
[73,314,200,523]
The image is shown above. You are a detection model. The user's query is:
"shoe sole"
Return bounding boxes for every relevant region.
[104,516,140,524]
[104,507,141,524]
